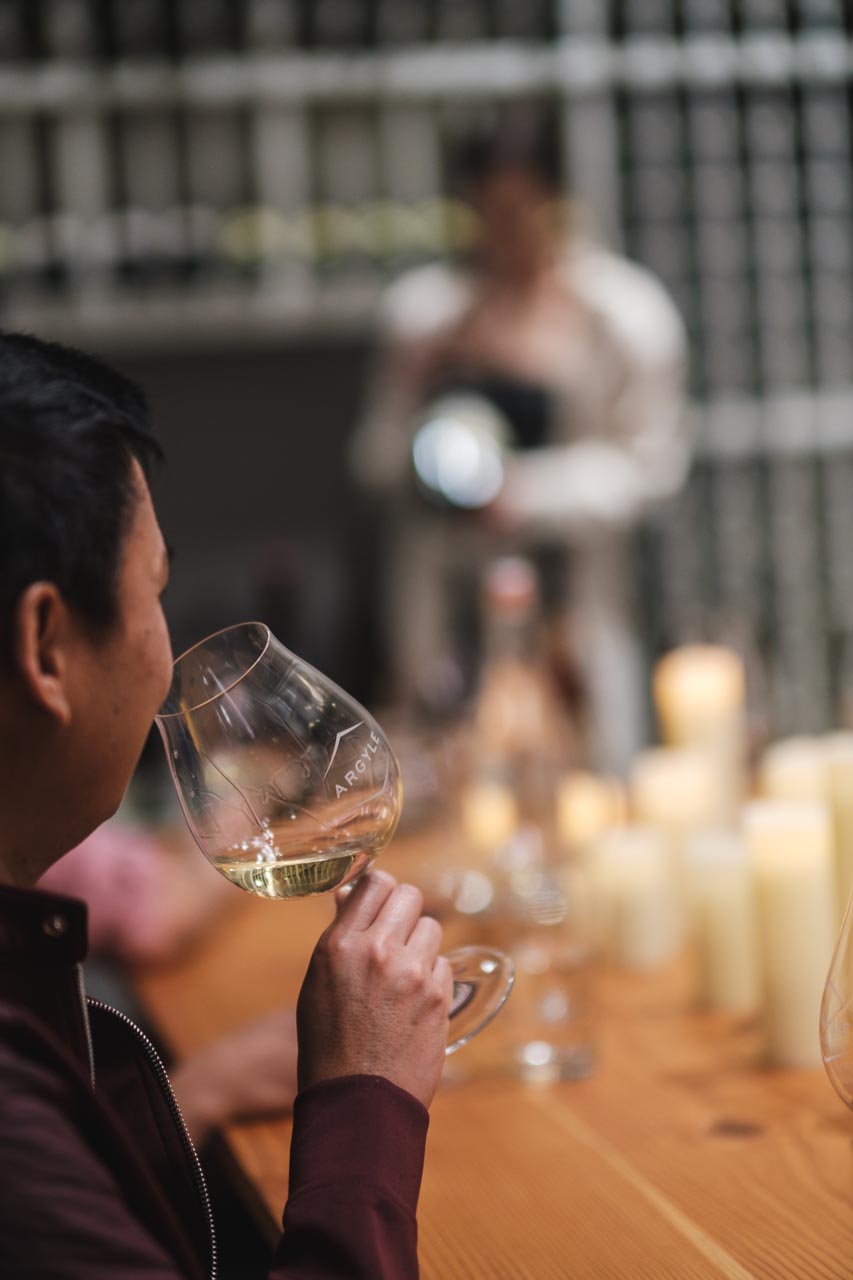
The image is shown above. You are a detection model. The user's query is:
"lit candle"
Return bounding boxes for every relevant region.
[824,733,853,918]
[557,772,625,851]
[460,780,517,857]
[759,736,827,803]
[653,645,746,822]
[684,829,761,1014]
[589,826,680,970]
[743,800,836,1068]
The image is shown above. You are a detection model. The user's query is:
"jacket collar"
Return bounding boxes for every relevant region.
[0,882,88,965]
[0,882,91,1074]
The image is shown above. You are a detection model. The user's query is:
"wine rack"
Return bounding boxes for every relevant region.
[2,0,853,733]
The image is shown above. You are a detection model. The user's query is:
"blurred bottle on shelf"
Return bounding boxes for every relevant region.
[374,0,430,44]
[34,117,71,294]
[739,0,791,31]
[112,108,191,287]
[0,2,27,60]
[175,0,240,56]
[186,105,257,283]
[246,0,303,49]
[464,556,592,1083]
[42,0,96,60]
[308,0,369,47]
[679,0,733,33]
[434,0,488,41]
[108,0,173,60]
[313,106,382,293]
[0,118,45,299]
[491,0,554,40]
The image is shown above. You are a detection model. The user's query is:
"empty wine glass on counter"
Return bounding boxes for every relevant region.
[155,622,513,1053]
[821,892,853,1107]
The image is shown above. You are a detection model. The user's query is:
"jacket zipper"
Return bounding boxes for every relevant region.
[86,996,218,1280]
[74,964,96,1088]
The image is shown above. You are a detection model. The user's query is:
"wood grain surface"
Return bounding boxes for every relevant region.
[134,842,853,1279]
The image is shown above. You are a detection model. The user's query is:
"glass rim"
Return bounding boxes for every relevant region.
[155,620,272,720]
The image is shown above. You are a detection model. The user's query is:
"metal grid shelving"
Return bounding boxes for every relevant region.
[3,0,853,733]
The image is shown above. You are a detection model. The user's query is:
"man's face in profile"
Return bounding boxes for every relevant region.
[68,458,174,828]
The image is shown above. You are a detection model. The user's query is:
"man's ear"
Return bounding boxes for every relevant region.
[13,583,74,727]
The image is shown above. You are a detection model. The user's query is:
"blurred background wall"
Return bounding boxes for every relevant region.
[2,0,853,733]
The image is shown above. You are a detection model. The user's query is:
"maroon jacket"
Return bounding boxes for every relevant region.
[0,883,429,1278]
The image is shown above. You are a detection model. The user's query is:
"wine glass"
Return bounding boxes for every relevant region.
[821,891,853,1107]
[155,621,513,1053]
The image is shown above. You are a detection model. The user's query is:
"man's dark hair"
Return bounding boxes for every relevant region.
[448,103,562,195]
[0,332,163,643]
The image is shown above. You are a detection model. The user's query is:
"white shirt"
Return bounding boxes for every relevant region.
[352,241,689,538]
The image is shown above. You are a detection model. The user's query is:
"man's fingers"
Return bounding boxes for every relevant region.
[370,883,424,944]
[333,885,352,916]
[332,870,396,932]
[406,915,443,968]
[434,955,454,1007]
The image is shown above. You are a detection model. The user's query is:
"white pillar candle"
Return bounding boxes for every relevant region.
[627,747,727,834]
[823,733,853,918]
[653,645,746,823]
[743,800,836,1068]
[630,747,727,940]
[590,827,680,970]
[759,736,827,803]
[631,747,725,830]
[684,829,761,1014]
[557,772,625,851]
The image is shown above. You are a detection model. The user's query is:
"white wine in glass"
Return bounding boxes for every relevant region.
[156,622,513,1052]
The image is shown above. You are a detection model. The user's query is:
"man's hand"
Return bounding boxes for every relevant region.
[296,870,452,1109]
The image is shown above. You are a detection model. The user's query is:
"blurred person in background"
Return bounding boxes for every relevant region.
[0,331,451,1278]
[350,105,689,772]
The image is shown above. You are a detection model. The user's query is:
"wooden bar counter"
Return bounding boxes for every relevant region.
[133,842,853,1280]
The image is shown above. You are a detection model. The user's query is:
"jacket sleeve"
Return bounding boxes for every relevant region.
[1,1036,427,1280]
[271,1075,429,1280]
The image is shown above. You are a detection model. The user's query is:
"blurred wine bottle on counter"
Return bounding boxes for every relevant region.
[472,557,579,832]
[462,556,592,1082]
